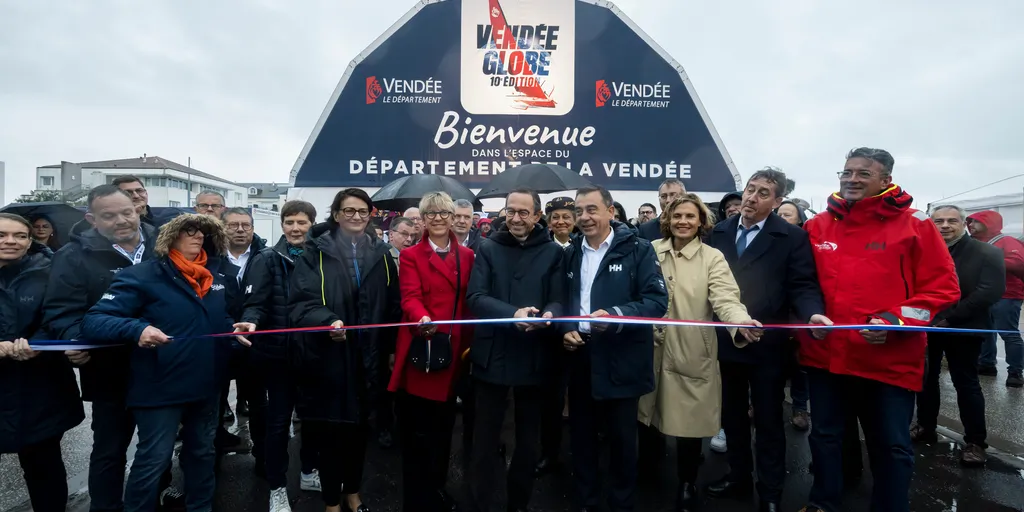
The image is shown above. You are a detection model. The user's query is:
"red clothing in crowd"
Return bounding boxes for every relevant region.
[966,210,1024,300]
[388,231,475,402]
[802,185,960,392]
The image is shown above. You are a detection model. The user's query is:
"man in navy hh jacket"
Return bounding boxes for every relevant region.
[706,169,829,512]
[562,185,668,512]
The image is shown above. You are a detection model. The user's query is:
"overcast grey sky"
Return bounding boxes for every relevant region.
[2,0,1022,209]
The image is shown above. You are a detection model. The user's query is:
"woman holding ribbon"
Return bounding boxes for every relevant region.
[0,213,84,512]
[637,195,761,512]
[388,191,475,512]
[288,188,401,512]
[81,213,238,512]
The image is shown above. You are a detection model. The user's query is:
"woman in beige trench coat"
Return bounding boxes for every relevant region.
[637,194,762,511]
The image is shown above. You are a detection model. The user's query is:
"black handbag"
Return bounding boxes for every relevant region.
[408,244,460,373]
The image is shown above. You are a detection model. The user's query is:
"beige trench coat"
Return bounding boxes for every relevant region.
[638,237,752,438]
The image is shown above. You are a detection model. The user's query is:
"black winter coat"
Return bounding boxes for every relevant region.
[241,236,301,363]
[563,222,669,399]
[934,235,1006,332]
[42,220,160,401]
[466,221,566,387]
[0,244,85,453]
[288,224,401,423]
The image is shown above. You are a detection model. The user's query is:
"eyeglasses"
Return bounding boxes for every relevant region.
[183,226,202,236]
[227,222,253,232]
[341,208,371,218]
[423,211,453,220]
[123,188,147,197]
[837,170,876,180]
[197,203,224,210]
[506,209,534,219]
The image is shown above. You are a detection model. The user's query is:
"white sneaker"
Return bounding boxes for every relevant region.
[300,470,321,492]
[268,487,291,512]
[710,428,728,453]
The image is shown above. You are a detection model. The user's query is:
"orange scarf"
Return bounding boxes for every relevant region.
[169,248,214,298]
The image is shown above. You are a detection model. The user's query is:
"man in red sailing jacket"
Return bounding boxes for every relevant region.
[798,147,960,512]
[966,210,1024,387]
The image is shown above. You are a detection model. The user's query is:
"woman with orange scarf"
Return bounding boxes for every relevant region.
[82,214,241,512]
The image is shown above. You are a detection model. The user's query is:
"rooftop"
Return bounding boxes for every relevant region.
[238,182,290,199]
[39,156,238,186]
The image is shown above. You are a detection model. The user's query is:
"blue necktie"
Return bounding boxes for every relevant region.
[736,224,760,257]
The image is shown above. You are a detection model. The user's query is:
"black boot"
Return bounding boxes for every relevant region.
[677,482,698,512]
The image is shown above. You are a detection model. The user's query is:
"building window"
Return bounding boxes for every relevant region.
[40,176,55,187]
[235,193,242,204]
[168,201,181,207]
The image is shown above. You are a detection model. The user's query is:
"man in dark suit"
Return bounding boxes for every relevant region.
[637,178,686,241]
[706,168,831,512]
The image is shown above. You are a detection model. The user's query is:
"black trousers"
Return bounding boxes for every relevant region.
[241,355,269,467]
[720,359,787,502]
[569,357,640,512]
[917,334,988,447]
[302,420,368,507]
[468,380,544,512]
[675,437,704,485]
[539,364,570,460]
[13,435,69,512]
[396,392,457,512]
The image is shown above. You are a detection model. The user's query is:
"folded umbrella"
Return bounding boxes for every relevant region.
[474,164,593,200]
[371,175,481,212]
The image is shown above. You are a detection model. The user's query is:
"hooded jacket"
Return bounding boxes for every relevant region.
[0,243,85,453]
[802,185,960,391]
[43,219,160,401]
[716,191,743,224]
[466,220,566,386]
[966,210,1024,299]
[240,236,303,363]
[80,214,239,407]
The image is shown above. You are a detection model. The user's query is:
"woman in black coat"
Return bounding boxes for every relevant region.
[288,188,401,512]
[0,213,84,512]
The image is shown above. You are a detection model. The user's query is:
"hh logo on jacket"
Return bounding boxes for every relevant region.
[609,264,623,272]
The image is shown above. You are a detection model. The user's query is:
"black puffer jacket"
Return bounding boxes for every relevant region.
[42,220,159,401]
[1,243,85,453]
[240,236,302,363]
[288,223,401,423]
[466,220,566,386]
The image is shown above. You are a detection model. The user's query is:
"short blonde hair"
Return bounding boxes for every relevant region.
[419,191,456,214]
[660,194,715,240]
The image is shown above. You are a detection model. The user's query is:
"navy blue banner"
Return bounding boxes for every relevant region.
[292,0,740,193]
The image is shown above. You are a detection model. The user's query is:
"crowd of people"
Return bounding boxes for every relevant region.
[0,146,1020,512]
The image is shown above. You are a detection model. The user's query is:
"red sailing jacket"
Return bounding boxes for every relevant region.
[965,210,1024,299]
[802,185,960,391]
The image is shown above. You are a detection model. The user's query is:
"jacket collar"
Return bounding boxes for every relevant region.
[654,236,702,260]
[825,184,913,223]
[713,213,789,267]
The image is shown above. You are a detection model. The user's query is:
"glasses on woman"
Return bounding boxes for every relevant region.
[183,225,202,236]
[423,211,453,220]
[341,208,371,218]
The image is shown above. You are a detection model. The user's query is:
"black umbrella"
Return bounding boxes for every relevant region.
[474,163,593,200]
[371,175,481,212]
[1,201,85,242]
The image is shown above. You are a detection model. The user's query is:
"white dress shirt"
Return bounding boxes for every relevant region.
[112,229,146,265]
[429,237,451,253]
[228,246,252,282]
[735,217,768,248]
[578,228,614,333]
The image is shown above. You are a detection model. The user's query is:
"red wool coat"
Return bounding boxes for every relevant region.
[388,231,475,402]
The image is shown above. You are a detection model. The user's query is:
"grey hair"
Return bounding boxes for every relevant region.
[391,217,415,229]
[747,166,787,199]
[658,178,685,192]
[930,204,967,221]
[221,207,252,222]
[847,147,895,176]
[196,190,226,202]
[454,199,474,210]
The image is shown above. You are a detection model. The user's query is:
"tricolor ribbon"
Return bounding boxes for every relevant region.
[24,315,1015,351]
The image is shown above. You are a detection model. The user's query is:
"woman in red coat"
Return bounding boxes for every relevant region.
[388,191,475,512]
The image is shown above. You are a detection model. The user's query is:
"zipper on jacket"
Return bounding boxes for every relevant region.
[426,339,432,373]
[899,255,909,299]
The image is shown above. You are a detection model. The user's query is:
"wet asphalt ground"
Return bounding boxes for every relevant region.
[2,343,1023,512]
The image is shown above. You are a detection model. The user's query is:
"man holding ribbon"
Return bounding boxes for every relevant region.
[799,148,960,512]
[562,185,668,512]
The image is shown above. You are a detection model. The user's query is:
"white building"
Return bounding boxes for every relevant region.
[239,182,290,211]
[0,161,6,205]
[35,155,248,208]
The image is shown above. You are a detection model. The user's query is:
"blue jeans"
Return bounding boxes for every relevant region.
[806,368,915,512]
[123,396,219,512]
[979,298,1024,374]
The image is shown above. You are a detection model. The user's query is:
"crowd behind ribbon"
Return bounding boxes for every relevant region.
[2,146,1023,512]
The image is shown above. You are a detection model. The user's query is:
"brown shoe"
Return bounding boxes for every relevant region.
[909,423,938,444]
[960,443,987,466]
[791,410,810,431]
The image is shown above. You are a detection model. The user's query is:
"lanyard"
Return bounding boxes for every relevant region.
[113,234,146,265]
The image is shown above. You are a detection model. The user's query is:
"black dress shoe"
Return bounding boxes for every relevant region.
[676,482,698,511]
[705,477,753,499]
[534,456,561,477]
[760,501,780,512]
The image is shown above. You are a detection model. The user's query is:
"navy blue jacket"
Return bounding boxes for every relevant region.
[563,222,668,399]
[240,236,300,363]
[707,213,825,364]
[80,254,238,408]
[0,244,85,453]
[43,220,160,401]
